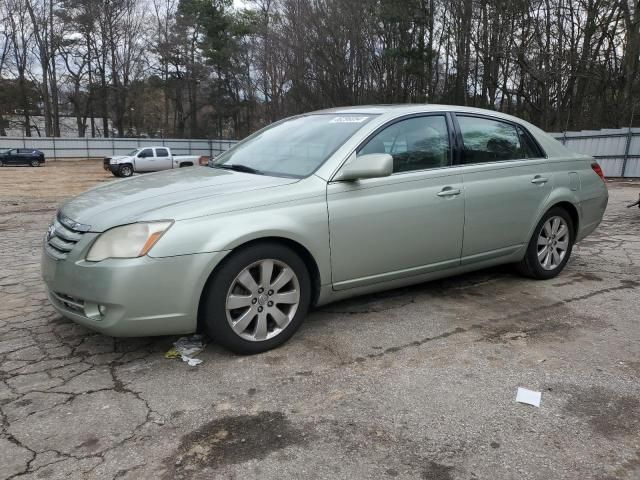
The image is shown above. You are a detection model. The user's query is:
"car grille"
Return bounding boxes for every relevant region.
[45,215,90,260]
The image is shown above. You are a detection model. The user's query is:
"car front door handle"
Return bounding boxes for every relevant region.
[531,176,549,184]
[437,187,462,197]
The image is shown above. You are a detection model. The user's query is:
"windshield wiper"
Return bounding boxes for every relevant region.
[211,164,263,175]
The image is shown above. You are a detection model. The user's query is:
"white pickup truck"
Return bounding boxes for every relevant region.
[103,146,203,177]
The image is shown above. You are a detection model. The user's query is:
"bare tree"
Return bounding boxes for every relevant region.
[1,0,640,138]
[5,0,36,136]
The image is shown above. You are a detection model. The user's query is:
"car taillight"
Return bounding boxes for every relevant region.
[591,162,605,182]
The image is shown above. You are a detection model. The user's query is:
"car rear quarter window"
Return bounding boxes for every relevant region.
[359,115,451,173]
[457,115,530,164]
[517,126,544,158]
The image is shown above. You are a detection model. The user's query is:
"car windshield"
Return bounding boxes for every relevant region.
[211,114,375,177]
[126,149,140,156]
[0,149,10,154]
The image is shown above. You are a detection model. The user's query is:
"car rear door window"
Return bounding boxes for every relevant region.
[457,116,526,164]
[156,148,169,157]
[359,115,451,173]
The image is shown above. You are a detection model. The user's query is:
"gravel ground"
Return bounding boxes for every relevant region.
[0,161,639,480]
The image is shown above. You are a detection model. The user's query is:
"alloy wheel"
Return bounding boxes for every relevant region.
[537,216,569,270]
[225,259,300,342]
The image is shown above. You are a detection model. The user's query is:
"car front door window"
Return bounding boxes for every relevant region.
[358,115,451,173]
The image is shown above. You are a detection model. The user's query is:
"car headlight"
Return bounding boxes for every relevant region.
[86,221,173,262]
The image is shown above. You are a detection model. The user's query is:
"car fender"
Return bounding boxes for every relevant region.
[110,155,135,166]
[148,194,332,285]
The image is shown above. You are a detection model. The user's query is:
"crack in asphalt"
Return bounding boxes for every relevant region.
[322,278,639,366]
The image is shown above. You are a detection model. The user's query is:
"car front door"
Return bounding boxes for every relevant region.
[134,148,155,172]
[6,149,19,165]
[452,114,552,263]
[327,114,465,290]
[2,150,12,164]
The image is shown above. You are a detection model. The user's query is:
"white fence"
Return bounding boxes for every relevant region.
[550,128,640,178]
[0,136,238,160]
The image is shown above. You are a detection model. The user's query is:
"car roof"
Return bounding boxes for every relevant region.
[311,104,533,125]
[309,103,577,163]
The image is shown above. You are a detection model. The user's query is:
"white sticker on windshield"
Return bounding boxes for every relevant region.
[329,116,369,124]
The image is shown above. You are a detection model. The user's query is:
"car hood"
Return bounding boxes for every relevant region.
[108,155,132,162]
[60,167,299,232]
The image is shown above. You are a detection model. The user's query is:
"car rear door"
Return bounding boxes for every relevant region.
[452,113,552,263]
[327,113,465,290]
[154,147,172,170]
[19,149,35,165]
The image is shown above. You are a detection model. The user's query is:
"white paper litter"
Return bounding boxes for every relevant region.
[183,357,203,367]
[516,387,542,407]
[171,334,206,367]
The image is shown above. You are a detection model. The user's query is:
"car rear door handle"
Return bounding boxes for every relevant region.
[437,187,462,197]
[531,176,549,184]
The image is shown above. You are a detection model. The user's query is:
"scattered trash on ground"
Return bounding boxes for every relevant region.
[165,334,207,366]
[516,387,542,407]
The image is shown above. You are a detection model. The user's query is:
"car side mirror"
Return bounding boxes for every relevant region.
[334,153,393,181]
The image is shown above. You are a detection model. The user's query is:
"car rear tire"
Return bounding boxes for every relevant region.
[516,207,575,279]
[119,164,133,177]
[202,242,311,354]
[30,159,40,167]
[0,160,4,167]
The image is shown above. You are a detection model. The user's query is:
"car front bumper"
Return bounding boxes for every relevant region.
[41,246,228,337]
[103,159,119,174]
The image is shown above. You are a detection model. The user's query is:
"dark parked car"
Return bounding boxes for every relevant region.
[0,148,45,167]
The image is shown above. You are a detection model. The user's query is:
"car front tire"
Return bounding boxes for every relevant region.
[118,164,133,177]
[202,242,311,354]
[517,207,575,279]
[30,159,40,167]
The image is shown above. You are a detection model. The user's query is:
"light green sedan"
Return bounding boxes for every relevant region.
[42,105,608,354]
